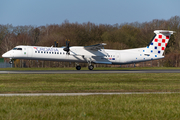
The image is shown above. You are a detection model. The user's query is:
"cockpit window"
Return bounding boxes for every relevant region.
[17,48,22,50]
[13,48,18,50]
[13,48,22,50]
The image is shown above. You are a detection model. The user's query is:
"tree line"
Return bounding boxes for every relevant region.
[0,16,180,67]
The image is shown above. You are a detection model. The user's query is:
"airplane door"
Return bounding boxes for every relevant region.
[116,53,120,62]
[23,48,27,57]
[27,47,33,57]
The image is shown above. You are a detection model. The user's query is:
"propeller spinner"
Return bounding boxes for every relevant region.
[63,39,70,54]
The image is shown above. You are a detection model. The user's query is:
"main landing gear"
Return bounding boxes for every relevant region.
[75,63,94,70]
[76,65,81,70]
[75,56,94,70]
[88,65,94,70]
[75,63,81,70]
[75,65,94,70]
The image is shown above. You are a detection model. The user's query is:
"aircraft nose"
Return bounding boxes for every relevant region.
[2,54,4,57]
[2,52,11,58]
[2,53,7,58]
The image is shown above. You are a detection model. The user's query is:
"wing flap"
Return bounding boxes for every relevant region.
[93,61,112,64]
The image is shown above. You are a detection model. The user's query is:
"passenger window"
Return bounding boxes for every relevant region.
[35,51,37,53]
[41,51,43,53]
[47,52,48,54]
[55,52,56,54]
[57,52,59,54]
[38,51,40,53]
[49,52,51,54]
[44,52,46,53]
[60,52,61,54]
[52,52,53,54]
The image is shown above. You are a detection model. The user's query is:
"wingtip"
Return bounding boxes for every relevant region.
[102,43,107,45]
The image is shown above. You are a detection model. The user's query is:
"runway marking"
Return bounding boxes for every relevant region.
[0,92,180,96]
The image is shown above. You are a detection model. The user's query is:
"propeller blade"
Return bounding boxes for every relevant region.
[54,40,57,47]
[66,40,68,46]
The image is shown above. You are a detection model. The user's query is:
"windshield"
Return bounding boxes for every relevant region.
[13,48,17,50]
[13,48,22,50]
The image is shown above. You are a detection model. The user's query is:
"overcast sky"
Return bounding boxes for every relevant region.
[0,0,180,26]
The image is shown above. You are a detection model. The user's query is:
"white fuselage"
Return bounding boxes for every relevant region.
[2,45,163,65]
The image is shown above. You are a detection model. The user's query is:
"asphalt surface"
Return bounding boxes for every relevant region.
[1,69,180,74]
[0,92,180,96]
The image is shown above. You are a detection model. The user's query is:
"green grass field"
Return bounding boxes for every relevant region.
[1,94,180,119]
[0,73,180,93]
[1,72,180,119]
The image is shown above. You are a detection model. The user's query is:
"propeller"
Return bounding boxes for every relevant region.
[63,39,70,54]
[54,41,57,47]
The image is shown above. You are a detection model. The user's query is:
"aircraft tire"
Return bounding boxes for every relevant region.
[76,66,81,70]
[88,65,94,70]
[9,61,13,64]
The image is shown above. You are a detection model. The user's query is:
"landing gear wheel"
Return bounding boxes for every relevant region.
[9,61,13,64]
[88,65,94,70]
[76,66,81,70]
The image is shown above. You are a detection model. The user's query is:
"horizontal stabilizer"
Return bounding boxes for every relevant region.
[154,30,175,35]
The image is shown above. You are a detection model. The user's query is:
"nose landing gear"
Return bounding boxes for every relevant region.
[9,59,13,64]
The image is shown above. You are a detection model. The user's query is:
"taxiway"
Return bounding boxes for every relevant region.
[0,69,180,74]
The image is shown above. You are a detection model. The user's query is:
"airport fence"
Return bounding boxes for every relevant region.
[0,62,12,68]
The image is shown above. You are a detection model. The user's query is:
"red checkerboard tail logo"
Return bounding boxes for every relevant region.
[147,30,175,56]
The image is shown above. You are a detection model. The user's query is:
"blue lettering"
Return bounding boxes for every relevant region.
[36,47,59,52]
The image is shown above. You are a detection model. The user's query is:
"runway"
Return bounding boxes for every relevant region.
[1,69,180,74]
[0,92,180,96]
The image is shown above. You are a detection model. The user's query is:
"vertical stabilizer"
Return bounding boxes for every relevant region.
[147,30,175,56]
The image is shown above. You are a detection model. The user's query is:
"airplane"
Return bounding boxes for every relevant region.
[2,30,175,70]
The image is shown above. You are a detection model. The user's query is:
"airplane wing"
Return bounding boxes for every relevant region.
[84,43,106,51]
[69,43,108,57]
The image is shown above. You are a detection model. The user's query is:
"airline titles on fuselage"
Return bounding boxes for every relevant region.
[34,47,59,52]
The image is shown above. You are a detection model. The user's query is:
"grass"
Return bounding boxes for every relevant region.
[0,94,180,119]
[0,72,180,119]
[0,73,180,93]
